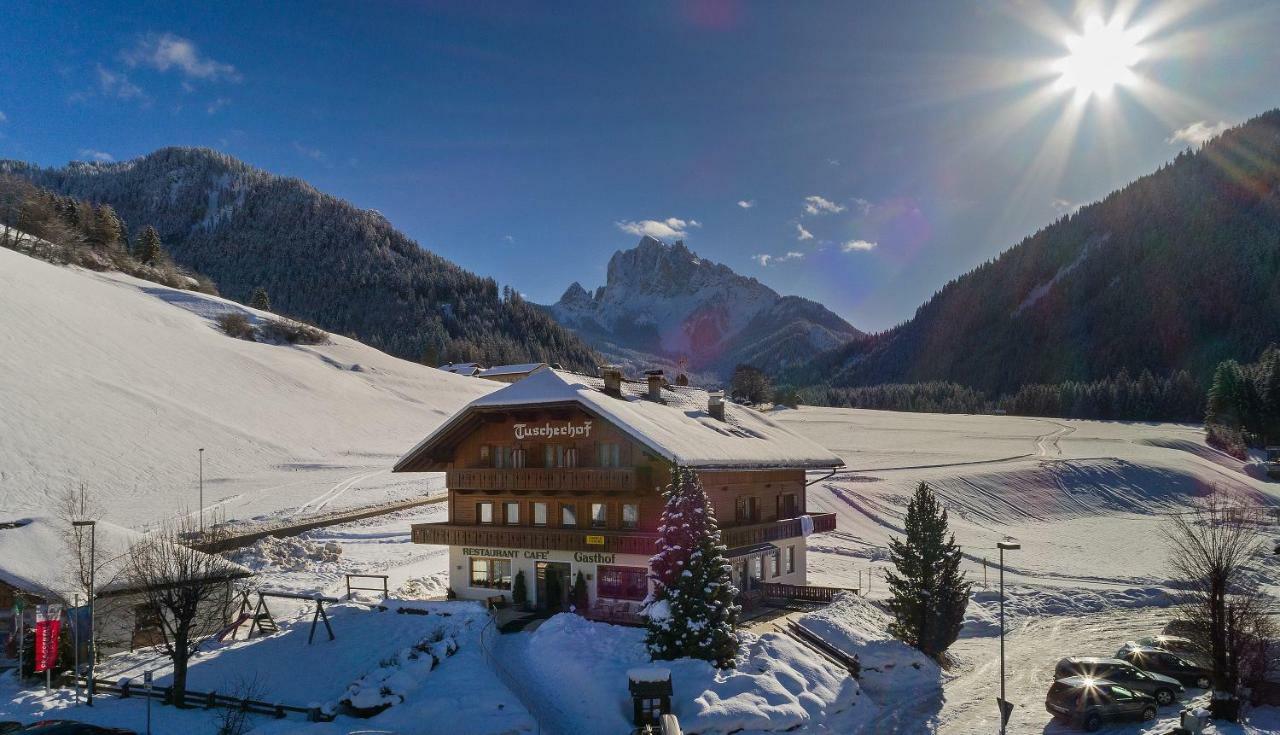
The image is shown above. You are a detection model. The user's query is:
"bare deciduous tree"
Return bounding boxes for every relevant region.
[1164,485,1274,708]
[127,517,243,707]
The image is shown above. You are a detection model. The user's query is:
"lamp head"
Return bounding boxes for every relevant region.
[997,541,1020,550]
[72,520,96,527]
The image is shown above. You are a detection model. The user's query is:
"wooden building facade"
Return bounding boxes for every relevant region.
[395,368,842,614]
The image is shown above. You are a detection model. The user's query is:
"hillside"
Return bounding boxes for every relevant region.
[0,245,494,526]
[546,236,863,379]
[792,109,1280,395]
[0,148,599,371]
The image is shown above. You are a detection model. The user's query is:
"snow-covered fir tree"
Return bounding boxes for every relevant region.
[645,465,740,668]
[885,481,971,658]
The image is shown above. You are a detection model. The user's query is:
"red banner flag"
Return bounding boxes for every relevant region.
[34,605,62,673]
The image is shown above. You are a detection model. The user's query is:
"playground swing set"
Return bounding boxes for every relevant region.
[221,588,339,645]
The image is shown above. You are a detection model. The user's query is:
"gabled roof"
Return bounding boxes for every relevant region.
[477,362,549,378]
[0,515,252,603]
[394,369,843,471]
[437,362,483,375]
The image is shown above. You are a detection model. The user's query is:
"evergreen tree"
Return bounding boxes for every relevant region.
[88,203,124,252]
[885,482,971,658]
[249,286,272,311]
[135,225,164,265]
[571,571,589,612]
[512,570,528,609]
[645,466,740,668]
[1206,360,1246,430]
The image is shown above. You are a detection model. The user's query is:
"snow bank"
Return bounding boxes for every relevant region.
[228,535,342,572]
[962,585,1172,637]
[521,613,871,734]
[798,593,941,701]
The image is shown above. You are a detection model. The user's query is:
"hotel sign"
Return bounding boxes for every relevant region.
[585,535,605,546]
[462,547,618,564]
[513,420,592,441]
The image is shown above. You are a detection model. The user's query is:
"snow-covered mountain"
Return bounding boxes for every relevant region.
[545,236,863,379]
[0,245,494,527]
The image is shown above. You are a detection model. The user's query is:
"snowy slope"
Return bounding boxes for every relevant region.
[0,247,494,527]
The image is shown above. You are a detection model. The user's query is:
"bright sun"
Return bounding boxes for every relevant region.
[1055,16,1144,98]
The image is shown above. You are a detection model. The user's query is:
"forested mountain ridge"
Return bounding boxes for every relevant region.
[0,148,599,371]
[545,236,864,379]
[789,109,1280,396]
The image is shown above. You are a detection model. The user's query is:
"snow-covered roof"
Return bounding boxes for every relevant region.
[477,362,548,378]
[0,515,251,603]
[437,362,483,375]
[395,369,843,470]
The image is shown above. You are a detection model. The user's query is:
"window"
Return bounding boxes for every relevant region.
[511,448,527,468]
[621,503,639,530]
[591,503,608,529]
[751,555,764,581]
[477,502,494,524]
[565,447,579,467]
[479,445,490,465]
[505,502,520,525]
[777,493,799,519]
[598,443,620,467]
[771,549,781,577]
[735,496,759,523]
[596,565,648,601]
[785,545,795,574]
[469,558,512,589]
[532,502,548,526]
[492,446,511,468]
[561,503,577,528]
[544,444,564,468]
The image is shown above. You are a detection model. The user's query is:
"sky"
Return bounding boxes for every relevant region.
[2,0,1277,331]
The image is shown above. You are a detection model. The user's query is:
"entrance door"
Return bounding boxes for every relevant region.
[535,561,572,611]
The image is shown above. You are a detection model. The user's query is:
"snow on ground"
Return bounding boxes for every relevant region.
[0,247,494,527]
[495,612,874,735]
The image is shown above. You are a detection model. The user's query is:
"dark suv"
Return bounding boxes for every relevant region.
[1054,657,1184,705]
[1119,647,1213,689]
[1046,677,1158,731]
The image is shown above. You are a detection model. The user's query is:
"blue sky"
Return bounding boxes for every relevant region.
[2,1,1277,330]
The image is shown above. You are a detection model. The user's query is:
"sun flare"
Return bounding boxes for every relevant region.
[1055,16,1144,98]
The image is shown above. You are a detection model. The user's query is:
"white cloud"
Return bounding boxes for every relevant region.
[1167,120,1230,147]
[795,223,813,241]
[503,235,515,243]
[292,141,328,162]
[206,97,230,115]
[0,110,7,123]
[737,200,755,209]
[96,65,145,100]
[1051,197,1080,215]
[803,195,845,216]
[852,197,873,215]
[124,33,241,82]
[752,251,805,267]
[615,217,701,240]
[841,239,877,252]
[77,149,115,163]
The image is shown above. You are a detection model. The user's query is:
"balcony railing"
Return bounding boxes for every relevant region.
[410,512,837,555]
[446,467,639,493]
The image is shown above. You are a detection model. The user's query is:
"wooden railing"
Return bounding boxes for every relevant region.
[446,467,639,493]
[412,512,837,555]
[722,512,837,548]
[762,582,857,604]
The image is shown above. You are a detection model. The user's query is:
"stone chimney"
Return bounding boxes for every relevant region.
[707,391,726,421]
[600,365,623,396]
[645,370,665,401]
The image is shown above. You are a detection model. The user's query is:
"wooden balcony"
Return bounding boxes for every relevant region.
[410,512,837,555]
[446,467,640,494]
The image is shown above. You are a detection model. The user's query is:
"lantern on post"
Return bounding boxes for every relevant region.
[628,667,673,728]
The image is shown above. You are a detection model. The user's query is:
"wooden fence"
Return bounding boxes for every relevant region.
[69,675,318,720]
[761,583,858,604]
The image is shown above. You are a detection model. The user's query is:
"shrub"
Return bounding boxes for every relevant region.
[216,312,255,341]
[1206,423,1248,460]
[260,318,329,345]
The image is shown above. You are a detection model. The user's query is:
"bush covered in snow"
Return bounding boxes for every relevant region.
[338,625,459,716]
[799,593,942,701]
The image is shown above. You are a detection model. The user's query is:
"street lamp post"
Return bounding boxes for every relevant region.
[198,447,205,533]
[71,519,96,706]
[996,540,1020,735]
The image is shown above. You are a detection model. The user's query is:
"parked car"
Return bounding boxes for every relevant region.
[1117,635,1200,658]
[1045,677,1158,731]
[1053,657,1184,705]
[1119,647,1213,689]
[17,723,136,734]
